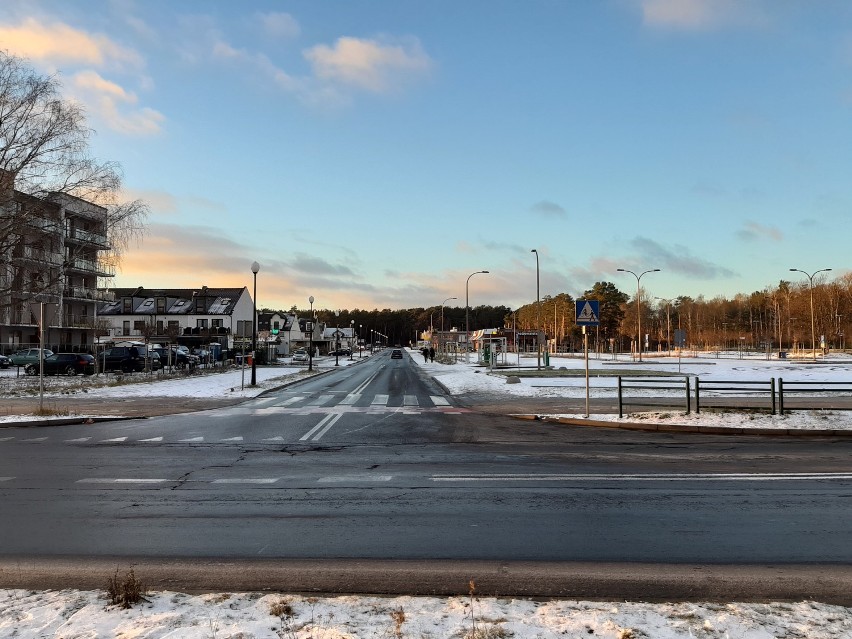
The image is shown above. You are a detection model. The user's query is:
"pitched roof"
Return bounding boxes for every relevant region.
[99,286,247,315]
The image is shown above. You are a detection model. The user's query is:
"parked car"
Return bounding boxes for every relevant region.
[25,353,95,376]
[292,349,308,363]
[152,347,197,370]
[10,348,53,367]
[100,346,159,373]
[0,354,10,369]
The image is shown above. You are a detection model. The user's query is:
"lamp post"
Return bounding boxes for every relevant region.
[617,268,660,362]
[359,324,363,358]
[350,320,355,360]
[655,297,672,354]
[334,310,340,366]
[790,267,832,361]
[250,261,259,386]
[465,270,489,364]
[308,295,314,371]
[531,249,541,370]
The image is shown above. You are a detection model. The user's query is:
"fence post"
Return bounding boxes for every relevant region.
[778,377,784,415]
[770,377,776,415]
[617,376,623,418]
[685,377,691,414]
[695,376,700,414]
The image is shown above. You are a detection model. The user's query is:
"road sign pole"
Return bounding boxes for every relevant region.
[584,325,590,418]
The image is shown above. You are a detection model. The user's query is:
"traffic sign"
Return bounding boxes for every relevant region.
[575,300,600,326]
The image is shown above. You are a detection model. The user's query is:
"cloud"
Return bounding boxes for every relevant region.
[304,36,432,93]
[71,70,165,135]
[120,189,226,216]
[737,221,783,242]
[531,200,567,219]
[257,12,300,39]
[640,0,769,30]
[630,236,737,278]
[0,17,143,69]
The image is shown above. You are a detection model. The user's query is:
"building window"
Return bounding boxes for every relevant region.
[197,318,208,329]
[212,319,223,329]
[123,320,130,334]
[122,298,132,313]
[133,320,146,332]
[157,320,164,334]
[156,297,166,313]
[194,296,205,313]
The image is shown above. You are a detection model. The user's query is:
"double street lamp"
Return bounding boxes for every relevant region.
[250,261,259,386]
[617,268,660,362]
[465,270,489,363]
[790,267,832,361]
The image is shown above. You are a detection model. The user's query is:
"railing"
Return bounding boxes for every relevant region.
[67,226,109,247]
[695,379,777,415]
[65,257,116,277]
[17,246,63,265]
[778,380,852,413]
[617,376,692,417]
[63,286,115,301]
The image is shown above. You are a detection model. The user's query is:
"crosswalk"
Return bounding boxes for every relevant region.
[243,393,456,413]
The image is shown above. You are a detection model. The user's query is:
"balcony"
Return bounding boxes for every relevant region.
[66,226,110,249]
[65,257,116,277]
[15,246,63,266]
[64,286,115,302]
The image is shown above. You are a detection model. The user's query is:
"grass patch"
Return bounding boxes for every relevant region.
[106,566,148,609]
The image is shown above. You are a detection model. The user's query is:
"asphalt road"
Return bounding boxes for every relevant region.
[2,348,851,600]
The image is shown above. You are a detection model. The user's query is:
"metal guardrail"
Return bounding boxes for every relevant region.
[617,376,691,417]
[695,379,777,415]
[778,380,852,413]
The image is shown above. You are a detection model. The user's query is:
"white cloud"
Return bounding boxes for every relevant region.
[0,17,142,69]
[640,0,769,30]
[72,70,165,136]
[304,36,432,93]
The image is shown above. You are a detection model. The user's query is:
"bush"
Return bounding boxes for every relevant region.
[106,566,147,609]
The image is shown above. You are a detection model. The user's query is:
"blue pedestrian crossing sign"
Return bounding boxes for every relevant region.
[575,299,600,326]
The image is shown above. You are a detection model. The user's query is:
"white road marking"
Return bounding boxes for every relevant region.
[308,394,334,406]
[352,370,380,395]
[138,437,163,442]
[179,437,204,442]
[261,436,286,442]
[212,478,278,484]
[64,437,91,443]
[278,397,304,406]
[220,437,244,442]
[340,393,360,405]
[99,437,128,443]
[311,413,342,440]
[76,478,169,484]
[300,414,337,441]
[371,394,389,406]
[21,437,47,442]
[430,396,450,406]
[0,477,14,482]
[403,395,418,406]
[431,472,852,482]
[0,437,14,442]
[318,475,393,483]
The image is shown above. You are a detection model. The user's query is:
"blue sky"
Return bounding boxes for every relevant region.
[1,0,850,311]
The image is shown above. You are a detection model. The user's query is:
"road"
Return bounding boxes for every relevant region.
[1,348,851,598]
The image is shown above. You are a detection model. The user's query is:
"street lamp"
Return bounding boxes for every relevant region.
[531,249,541,370]
[617,268,660,362]
[308,295,314,371]
[350,320,355,360]
[359,324,363,358]
[656,297,672,354]
[250,261,259,386]
[334,309,340,366]
[440,296,457,354]
[465,270,489,364]
[790,267,832,361]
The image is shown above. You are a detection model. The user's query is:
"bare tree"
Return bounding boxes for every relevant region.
[0,51,147,314]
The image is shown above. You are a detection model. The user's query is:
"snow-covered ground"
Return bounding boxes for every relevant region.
[3,349,852,636]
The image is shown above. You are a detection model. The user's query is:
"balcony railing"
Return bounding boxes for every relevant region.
[16,246,63,265]
[63,286,115,302]
[66,226,110,248]
[65,257,116,277]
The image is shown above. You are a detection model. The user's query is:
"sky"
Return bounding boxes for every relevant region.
[1,0,851,312]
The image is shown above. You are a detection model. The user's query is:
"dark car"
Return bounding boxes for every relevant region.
[0,354,10,369]
[25,353,95,376]
[391,349,403,359]
[152,347,197,370]
[100,346,159,373]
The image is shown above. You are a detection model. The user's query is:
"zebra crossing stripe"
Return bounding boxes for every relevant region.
[431,396,450,406]
[179,437,204,442]
[403,395,418,406]
[65,437,91,443]
[340,393,361,405]
[371,394,389,405]
[99,437,127,443]
[139,437,164,442]
[308,394,334,406]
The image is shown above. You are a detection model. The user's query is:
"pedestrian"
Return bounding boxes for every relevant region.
[429,346,435,362]
[422,347,428,362]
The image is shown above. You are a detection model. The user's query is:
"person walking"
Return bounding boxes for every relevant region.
[422,347,428,362]
[429,346,435,362]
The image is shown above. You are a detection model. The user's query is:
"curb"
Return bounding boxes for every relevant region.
[0,415,145,428]
[512,414,852,437]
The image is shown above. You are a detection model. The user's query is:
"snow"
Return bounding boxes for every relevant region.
[3,349,852,635]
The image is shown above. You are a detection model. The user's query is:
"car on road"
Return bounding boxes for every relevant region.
[0,354,10,369]
[10,348,53,367]
[292,349,308,363]
[391,349,403,359]
[25,353,95,376]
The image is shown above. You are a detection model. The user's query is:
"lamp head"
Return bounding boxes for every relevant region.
[251,261,260,274]
[617,268,626,272]
[309,295,314,304]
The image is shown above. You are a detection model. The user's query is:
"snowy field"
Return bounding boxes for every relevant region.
[2,350,852,636]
